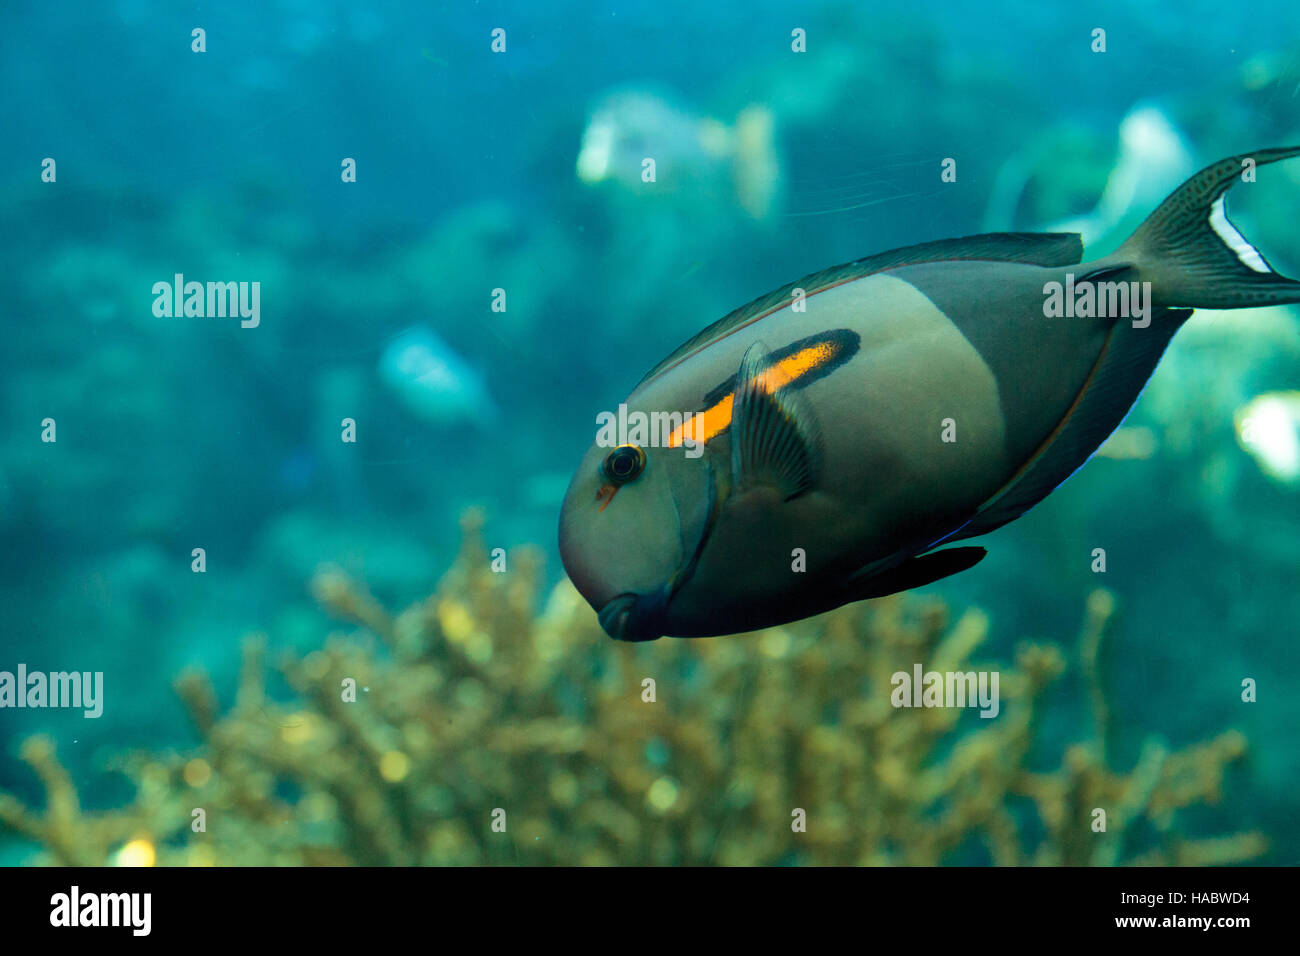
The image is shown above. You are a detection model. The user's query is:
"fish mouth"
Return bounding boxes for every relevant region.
[599,457,721,642]
[597,467,720,643]
[598,590,667,642]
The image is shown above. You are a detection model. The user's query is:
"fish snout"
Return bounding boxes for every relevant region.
[598,590,667,642]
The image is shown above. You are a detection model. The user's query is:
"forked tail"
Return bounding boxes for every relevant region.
[1114,146,1300,309]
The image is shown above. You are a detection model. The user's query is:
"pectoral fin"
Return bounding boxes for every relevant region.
[730,341,822,500]
[845,547,988,601]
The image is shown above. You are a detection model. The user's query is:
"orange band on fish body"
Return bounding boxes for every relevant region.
[666,340,840,449]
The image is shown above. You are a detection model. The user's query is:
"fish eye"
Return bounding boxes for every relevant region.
[601,444,645,485]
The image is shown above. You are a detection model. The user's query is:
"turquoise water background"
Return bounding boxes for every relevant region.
[2,0,1298,863]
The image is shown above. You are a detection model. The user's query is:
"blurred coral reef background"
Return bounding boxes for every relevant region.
[2,1,1299,865]
[0,514,1265,866]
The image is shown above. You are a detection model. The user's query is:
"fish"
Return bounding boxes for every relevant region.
[984,103,1194,248]
[1235,391,1300,484]
[378,325,497,428]
[1056,104,1195,247]
[1095,426,1157,461]
[575,88,781,220]
[558,147,1300,641]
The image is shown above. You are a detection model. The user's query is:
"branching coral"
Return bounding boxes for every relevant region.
[0,510,1267,866]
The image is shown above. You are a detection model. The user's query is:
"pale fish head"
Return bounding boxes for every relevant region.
[558,429,716,641]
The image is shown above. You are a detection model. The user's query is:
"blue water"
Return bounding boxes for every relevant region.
[2,0,1299,864]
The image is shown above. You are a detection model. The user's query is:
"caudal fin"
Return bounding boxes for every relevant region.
[1115,146,1300,309]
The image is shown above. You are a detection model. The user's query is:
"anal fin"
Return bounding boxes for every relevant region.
[845,547,987,601]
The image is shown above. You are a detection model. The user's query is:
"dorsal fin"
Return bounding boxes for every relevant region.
[637,231,1083,386]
